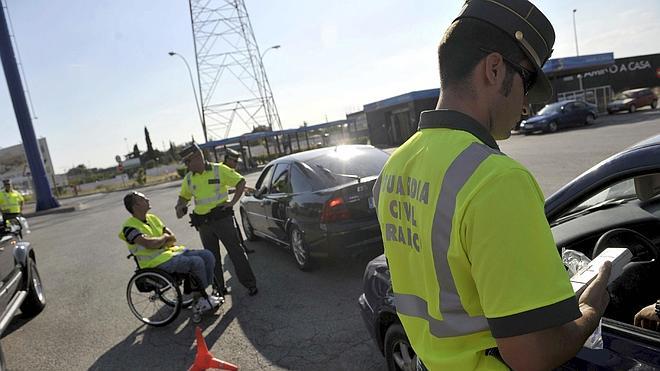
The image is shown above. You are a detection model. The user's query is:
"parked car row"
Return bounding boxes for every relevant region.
[519,88,657,135]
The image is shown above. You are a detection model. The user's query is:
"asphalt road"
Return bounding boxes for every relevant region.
[2,107,659,370]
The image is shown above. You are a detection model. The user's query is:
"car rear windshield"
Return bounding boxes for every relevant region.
[302,147,389,188]
[538,102,564,115]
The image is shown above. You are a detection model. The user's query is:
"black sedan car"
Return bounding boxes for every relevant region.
[359,135,660,370]
[240,145,388,270]
[520,100,597,134]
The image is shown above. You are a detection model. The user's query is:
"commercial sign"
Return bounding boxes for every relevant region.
[584,60,653,79]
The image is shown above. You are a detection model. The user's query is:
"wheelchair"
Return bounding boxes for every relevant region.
[125,254,220,327]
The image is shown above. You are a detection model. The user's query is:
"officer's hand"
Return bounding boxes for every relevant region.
[633,304,660,330]
[578,261,612,318]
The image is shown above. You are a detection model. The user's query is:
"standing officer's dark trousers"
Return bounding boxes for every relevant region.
[196,211,257,291]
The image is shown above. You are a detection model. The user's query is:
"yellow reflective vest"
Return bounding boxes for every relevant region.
[118,213,184,269]
[180,162,244,215]
[374,110,579,370]
[0,189,23,214]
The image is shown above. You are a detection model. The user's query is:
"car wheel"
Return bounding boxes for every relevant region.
[585,113,595,125]
[547,121,558,133]
[607,110,613,115]
[240,209,258,241]
[652,100,657,109]
[629,104,636,113]
[385,323,416,371]
[20,257,46,317]
[289,226,313,271]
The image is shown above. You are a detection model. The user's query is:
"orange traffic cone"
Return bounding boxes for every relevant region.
[188,326,239,371]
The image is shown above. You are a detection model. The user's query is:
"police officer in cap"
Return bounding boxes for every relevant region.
[374,1,611,369]
[175,143,258,297]
[222,148,255,254]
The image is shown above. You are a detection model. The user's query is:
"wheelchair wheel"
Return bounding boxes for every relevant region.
[159,277,194,309]
[126,269,181,327]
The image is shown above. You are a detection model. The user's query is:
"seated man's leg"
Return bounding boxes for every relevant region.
[158,253,209,291]
[183,250,215,291]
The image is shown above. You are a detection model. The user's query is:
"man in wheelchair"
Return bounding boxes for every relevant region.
[119,191,222,313]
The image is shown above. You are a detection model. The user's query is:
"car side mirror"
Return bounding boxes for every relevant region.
[254,187,266,198]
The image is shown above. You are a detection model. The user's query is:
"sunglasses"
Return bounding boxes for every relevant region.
[479,48,537,96]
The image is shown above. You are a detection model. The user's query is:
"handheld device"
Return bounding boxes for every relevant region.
[570,247,632,297]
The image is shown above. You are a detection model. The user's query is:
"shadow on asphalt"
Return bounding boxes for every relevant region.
[89,240,385,370]
[2,312,38,339]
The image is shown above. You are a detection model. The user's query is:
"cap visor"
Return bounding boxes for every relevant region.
[527,72,553,104]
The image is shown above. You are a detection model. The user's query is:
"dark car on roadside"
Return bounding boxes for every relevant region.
[0,214,46,367]
[359,134,660,371]
[239,145,388,270]
[607,88,658,114]
[519,100,598,134]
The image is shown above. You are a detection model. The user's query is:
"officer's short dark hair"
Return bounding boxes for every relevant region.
[438,18,526,94]
[123,192,138,214]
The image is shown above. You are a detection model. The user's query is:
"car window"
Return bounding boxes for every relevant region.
[303,146,389,187]
[560,173,660,218]
[538,102,563,115]
[574,102,585,109]
[255,165,275,194]
[290,163,314,193]
[269,163,291,194]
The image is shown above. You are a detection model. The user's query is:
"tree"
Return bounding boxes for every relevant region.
[144,126,155,159]
[168,141,179,161]
[132,144,140,159]
[251,125,271,133]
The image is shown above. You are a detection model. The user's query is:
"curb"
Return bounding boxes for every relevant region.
[23,204,82,218]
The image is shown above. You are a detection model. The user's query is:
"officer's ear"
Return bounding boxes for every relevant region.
[484,53,504,85]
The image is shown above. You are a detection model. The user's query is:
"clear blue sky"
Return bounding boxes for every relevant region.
[0,0,658,172]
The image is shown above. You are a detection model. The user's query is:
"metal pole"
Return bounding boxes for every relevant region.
[572,9,579,56]
[187,0,208,143]
[169,52,205,142]
[0,1,59,211]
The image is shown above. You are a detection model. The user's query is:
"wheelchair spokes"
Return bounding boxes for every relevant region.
[127,270,181,327]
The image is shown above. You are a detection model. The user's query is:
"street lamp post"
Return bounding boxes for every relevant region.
[259,44,281,153]
[572,9,579,56]
[168,51,207,142]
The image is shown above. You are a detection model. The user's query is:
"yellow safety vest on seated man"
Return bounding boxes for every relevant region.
[118,213,184,269]
[180,162,244,215]
[0,189,24,214]
[373,110,580,370]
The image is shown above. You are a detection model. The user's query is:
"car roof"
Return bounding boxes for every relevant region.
[267,144,379,164]
[622,88,650,93]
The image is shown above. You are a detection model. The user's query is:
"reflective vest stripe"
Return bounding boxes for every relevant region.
[394,142,500,338]
[186,165,227,206]
[394,293,488,338]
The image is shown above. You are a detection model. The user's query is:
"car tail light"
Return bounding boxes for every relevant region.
[320,196,351,223]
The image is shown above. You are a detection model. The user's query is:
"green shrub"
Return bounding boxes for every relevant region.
[135,168,147,185]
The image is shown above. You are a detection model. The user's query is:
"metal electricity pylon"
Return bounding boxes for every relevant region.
[188,0,282,141]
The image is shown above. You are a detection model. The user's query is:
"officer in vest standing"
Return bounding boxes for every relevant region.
[374,1,611,370]
[222,148,255,254]
[175,144,258,297]
[1,179,24,219]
